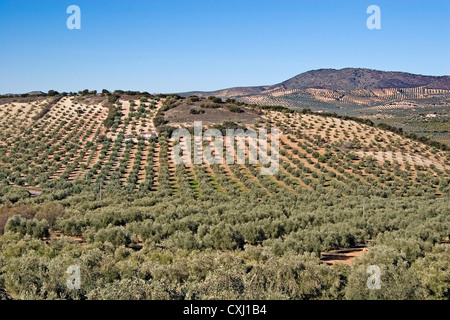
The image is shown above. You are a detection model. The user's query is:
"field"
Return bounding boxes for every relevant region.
[0,93,448,300]
[371,113,450,147]
[200,83,450,145]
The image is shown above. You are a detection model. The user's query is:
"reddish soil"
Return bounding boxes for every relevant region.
[321,245,368,266]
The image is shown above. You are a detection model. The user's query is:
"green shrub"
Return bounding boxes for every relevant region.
[5,215,50,238]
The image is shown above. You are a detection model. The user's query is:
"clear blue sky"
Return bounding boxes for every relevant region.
[0,0,449,94]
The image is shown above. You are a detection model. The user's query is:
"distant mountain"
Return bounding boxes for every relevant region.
[1,91,45,96]
[27,91,45,95]
[276,68,450,91]
[180,68,450,96]
[179,68,450,112]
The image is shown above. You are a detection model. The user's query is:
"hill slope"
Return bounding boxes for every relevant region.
[0,94,448,196]
[181,68,450,97]
[0,93,449,300]
[181,69,450,146]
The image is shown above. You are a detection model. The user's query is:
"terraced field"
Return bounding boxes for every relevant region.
[238,87,450,111]
[0,95,448,201]
[0,96,162,191]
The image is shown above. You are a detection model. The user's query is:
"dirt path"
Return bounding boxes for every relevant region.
[321,245,368,266]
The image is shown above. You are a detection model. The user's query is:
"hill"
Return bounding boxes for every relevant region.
[0,93,448,198]
[0,93,448,300]
[181,68,450,97]
[180,68,450,146]
[277,68,450,91]
[1,93,447,191]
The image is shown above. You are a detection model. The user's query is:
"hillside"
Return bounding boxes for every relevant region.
[180,68,450,146]
[277,68,450,91]
[182,68,450,97]
[0,93,448,300]
[0,94,448,194]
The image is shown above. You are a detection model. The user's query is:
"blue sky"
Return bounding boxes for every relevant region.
[0,0,449,94]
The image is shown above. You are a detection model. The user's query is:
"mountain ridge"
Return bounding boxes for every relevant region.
[179,68,450,98]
